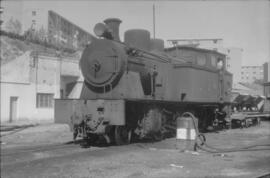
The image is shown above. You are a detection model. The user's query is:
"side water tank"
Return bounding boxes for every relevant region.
[150,38,164,51]
[124,29,150,51]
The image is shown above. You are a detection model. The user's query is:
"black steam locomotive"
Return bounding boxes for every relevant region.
[55,18,232,145]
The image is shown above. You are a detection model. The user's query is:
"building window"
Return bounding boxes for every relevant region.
[36,93,54,108]
[32,11,36,16]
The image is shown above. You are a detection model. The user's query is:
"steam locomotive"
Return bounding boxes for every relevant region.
[55,18,233,145]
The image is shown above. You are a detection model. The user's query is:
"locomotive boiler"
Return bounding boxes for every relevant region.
[55,18,233,145]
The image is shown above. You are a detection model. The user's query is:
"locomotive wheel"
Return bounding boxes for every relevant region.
[114,126,131,145]
[83,134,99,145]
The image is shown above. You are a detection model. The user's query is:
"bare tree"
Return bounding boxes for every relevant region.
[5,17,22,34]
[24,25,48,43]
[36,26,47,41]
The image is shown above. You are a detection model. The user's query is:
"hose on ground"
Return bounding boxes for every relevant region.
[181,112,270,153]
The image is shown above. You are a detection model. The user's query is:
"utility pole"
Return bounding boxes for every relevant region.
[153,4,156,39]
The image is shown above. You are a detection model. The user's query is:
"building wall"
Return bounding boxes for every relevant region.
[241,66,263,83]
[268,62,270,82]
[1,83,35,122]
[218,47,242,86]
[0,50,80,123]
[36,55,61,101]
[263,62,269,82]
[264,84,270,98]
[1,51,31,122]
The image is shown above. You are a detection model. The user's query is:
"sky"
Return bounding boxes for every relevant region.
[2,0,270,66]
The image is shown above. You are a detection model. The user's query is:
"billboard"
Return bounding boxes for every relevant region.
[47,10,95,50]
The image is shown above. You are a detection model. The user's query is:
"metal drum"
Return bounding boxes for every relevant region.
[176,114,198,151]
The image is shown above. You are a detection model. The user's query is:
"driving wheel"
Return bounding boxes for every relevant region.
[114,126,131,145]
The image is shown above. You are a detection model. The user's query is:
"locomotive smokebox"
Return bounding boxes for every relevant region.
[104,18,122,41]
[80,39,127,93]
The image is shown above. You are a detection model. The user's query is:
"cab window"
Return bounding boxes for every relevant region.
[210,55,217,67]
[197,54,206,66]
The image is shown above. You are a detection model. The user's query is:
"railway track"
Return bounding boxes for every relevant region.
[1,141,80,157]
[1,139,107,167]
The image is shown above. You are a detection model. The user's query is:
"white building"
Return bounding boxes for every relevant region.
[1,2,95,123]
[0,36,82,123]
[263,62,269,82]
[220,47,243,86]
[241,66,263,84]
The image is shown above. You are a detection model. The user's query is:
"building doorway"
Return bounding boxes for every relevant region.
[9,97,18,122]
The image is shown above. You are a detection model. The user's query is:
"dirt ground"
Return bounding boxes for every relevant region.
[1,121,270,178]
[1,123,72,148]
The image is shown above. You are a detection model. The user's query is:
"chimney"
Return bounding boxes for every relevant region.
[104,18,122,41]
